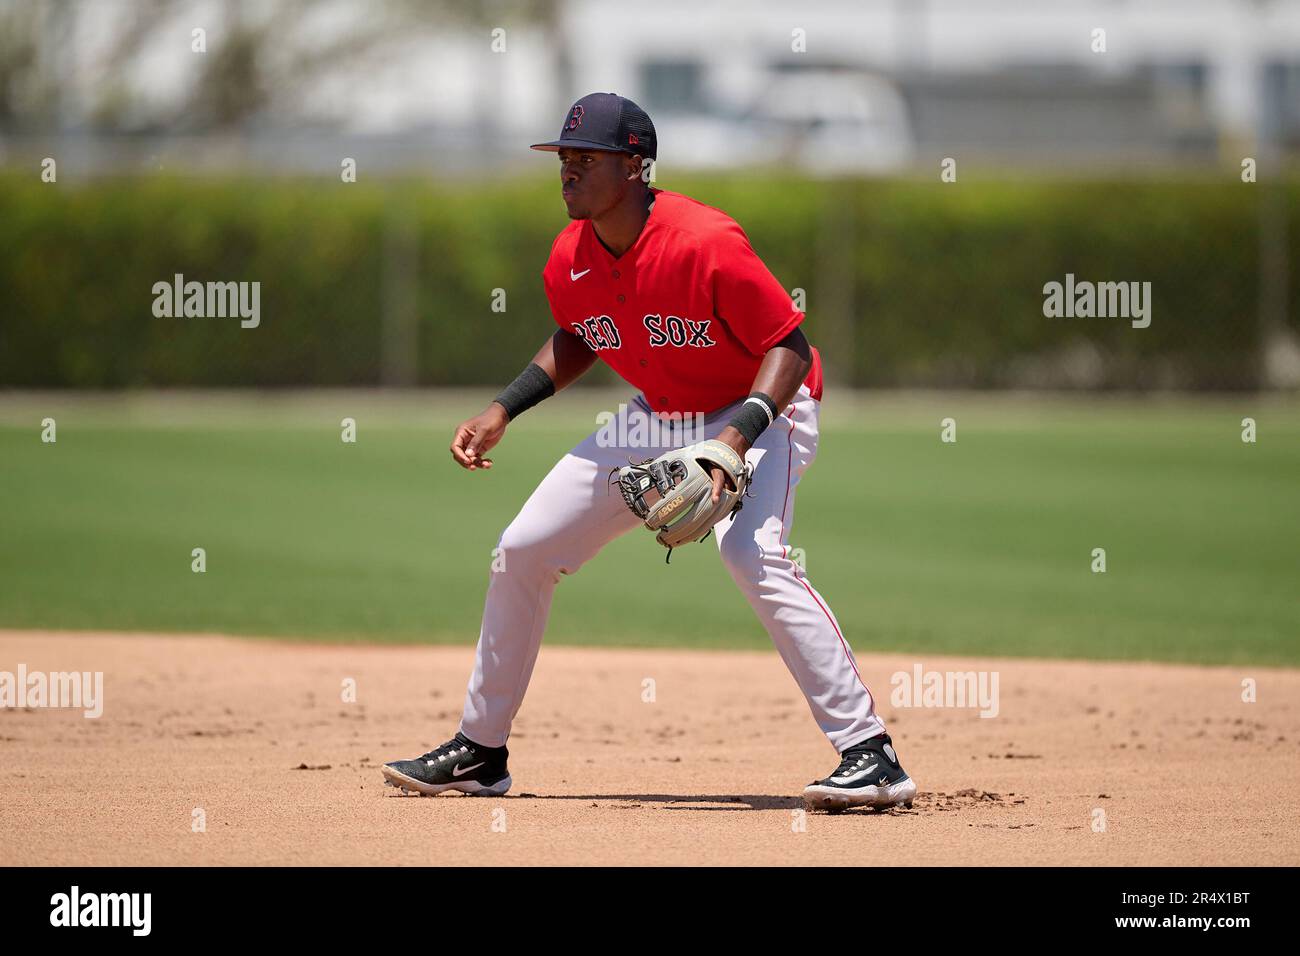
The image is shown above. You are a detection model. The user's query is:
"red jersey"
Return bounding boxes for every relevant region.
[542,187,823,416]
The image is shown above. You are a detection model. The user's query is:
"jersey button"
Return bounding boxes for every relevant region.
[617,294,625,303]
[658,397,668,407]
[611,270,620,279]
[639,359,648,367]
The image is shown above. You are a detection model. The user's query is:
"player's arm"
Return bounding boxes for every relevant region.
[450,329,597,471]
[532,326,600,390]
[708,326,813,499]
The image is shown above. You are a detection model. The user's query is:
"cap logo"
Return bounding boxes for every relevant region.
[565,105,585,131]
[628,133,639,146]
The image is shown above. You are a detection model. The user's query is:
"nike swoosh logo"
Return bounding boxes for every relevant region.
[570,268,591,280]
[833,763,879,786]
[451,762,485,777]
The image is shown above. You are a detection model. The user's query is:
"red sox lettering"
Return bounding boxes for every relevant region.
[643,314,716,348]
[572,313,716,352]
[571,315,621,351]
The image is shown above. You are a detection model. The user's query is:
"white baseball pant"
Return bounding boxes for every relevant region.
[459,383,885,752]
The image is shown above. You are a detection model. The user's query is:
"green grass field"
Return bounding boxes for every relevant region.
[1,390,1296,665]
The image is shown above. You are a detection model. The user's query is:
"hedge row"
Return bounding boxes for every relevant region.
[1,174,1293,389]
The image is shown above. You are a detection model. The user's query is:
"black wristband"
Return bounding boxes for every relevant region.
[493,363,555,420]
[727,391,779,445]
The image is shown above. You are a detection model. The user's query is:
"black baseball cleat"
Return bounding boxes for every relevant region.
[802,732,917,812]
[382,732,511,797]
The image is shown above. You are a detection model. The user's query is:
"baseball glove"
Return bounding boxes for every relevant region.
[611,439,752,559]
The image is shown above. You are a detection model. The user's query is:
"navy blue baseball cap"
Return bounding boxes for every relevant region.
[531,92,657,161]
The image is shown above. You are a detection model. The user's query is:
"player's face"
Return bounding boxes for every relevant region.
[557,148,638,219]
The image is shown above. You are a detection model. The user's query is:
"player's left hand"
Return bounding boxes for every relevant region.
[710,426,751,503]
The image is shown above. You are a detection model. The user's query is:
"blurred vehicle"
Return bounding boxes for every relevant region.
[656,71,913,175]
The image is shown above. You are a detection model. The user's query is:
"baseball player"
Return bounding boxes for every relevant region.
[383,92,916,812]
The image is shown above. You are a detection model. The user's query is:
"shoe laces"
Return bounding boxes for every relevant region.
[833,743,881,777]
[420,738,471,764]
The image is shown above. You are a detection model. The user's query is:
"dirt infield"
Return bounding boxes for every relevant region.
[1,631,1296,866]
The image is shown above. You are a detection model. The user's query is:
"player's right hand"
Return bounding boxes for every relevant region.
[450,404,510,471]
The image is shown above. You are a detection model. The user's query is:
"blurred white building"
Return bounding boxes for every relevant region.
[562,0,1300,173]
[2,0,1297,175]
